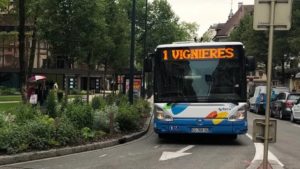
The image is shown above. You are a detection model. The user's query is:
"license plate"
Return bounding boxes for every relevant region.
[191,128,209,133]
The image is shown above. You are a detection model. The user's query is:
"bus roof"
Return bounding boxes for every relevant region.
[156,42,243,49]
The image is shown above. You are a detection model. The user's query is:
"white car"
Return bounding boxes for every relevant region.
[291,99,300,122]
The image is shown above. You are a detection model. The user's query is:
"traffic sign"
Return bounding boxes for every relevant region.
[253,119,277,143]
[253,0,293,30]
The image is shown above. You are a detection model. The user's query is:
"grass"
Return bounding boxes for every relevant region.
[0,95,21,102]
[0,102,20,112]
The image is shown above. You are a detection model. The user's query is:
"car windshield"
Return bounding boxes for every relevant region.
[288,94,300,100]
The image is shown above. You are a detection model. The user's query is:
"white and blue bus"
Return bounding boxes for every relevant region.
[145,42,255,139]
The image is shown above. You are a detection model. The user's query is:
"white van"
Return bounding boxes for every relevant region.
[249,86,289,114]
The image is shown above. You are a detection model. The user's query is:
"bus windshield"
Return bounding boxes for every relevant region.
[154,45,246,102]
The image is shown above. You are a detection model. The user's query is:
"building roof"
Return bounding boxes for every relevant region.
[214,5,254,39]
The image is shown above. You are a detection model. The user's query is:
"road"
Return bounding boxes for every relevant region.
[1,112,300,169]
[248,112,300,169]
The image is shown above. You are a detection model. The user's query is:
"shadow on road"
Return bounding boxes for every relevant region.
[156,134,246,146]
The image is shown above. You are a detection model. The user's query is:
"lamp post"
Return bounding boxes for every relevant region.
[129,0,136,104]
[141,0,148,98]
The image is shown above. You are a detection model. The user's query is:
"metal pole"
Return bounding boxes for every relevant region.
[129,0,136,104]
[141,0,148,98]
[263,0,275,168]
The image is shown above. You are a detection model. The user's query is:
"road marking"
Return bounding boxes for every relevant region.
[154,145,160,149]
[99,154,107,158]
[246,134,284,167]
[159,145,194,161]
[293,124,300,128]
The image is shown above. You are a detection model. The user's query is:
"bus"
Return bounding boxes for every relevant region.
[145,42,255,139]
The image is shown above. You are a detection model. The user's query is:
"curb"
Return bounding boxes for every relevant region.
[0,116,152,166]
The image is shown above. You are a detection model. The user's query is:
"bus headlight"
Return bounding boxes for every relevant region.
[228,106,247,121]
[154,106,173,121]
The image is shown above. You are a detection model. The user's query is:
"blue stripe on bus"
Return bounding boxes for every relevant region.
[154,118,247,134]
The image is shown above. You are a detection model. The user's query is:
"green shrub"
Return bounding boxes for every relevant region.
[72,96,84,105]
[81,127,95,141]
[57,90,64,102]
[46,90,57,118]
[106,93,129,106]
[63,103,94,129]
[25,116,55,150]
[69,89,81,95]
[116,104,139,132]
[93,105,118,133]
[133,99,151,118]
[9,104,40,124]
[91,96,107,110]
[0,113,5,128]
[116,94,129,106]
[0,115,57,153]
[0,125,30,154]
[54,117,80,146]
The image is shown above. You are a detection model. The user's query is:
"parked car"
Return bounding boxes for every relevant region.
[291,98,300,122]
[249,86,289,114]
[270,92,300,119]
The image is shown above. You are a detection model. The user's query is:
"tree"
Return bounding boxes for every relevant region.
[18,0,26,103]
[146,0,198,53]
[38,0,109,98]
[0,0,9,10]
[26,0,43,77]
[230,14,268,65]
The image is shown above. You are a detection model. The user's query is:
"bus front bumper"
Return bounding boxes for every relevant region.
[154,118,247,135]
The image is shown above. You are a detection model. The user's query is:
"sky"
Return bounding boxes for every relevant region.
[166,0,254,36]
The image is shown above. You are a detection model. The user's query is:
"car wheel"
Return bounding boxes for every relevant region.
[279,110,284,120]
[290,113,295,123]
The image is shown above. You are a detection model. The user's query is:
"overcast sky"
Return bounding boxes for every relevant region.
[165,0,254,36]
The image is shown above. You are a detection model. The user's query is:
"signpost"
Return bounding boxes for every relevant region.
[253,0,292,168]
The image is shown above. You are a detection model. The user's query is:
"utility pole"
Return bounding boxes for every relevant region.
[129,0,136,104]
[262,1,275,168]
[253,0,292,168]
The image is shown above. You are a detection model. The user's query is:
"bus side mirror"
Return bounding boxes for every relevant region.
[144,53,154,72]
[246,56,256,71]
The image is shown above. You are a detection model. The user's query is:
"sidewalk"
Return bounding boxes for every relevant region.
[0,101,20,104]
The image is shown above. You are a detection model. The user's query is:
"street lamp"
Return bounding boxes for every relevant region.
[129,0,136,104]
[141,0,148,98]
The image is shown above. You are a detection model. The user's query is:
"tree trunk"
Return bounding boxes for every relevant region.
[28,16,37,77]
[86,52,92,103]
[19,0,27,103]
[103,59,107,98]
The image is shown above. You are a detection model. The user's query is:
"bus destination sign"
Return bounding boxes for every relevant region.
[162,47,235,61]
